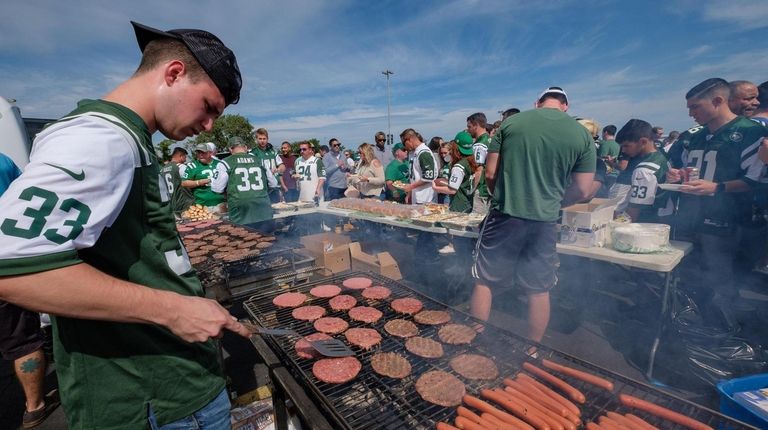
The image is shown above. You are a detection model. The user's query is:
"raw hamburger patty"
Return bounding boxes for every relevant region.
[342,277,373,290]
[310,284,341,298]
[295,333,333,359]
[313,317,349,334]
[348,306,383,323]
[291,305,326,321]
[384,319,419,338]
[361,286,391,300]
[449,354,499,380]
[438,324,477,345]
[405,336,444,359]
[344,328,382,349]
[312,356,362,384]
[272,292,307,308]
[329,294,357,311]
[415,370,466,407]
[391,297,423,315]
[414,310,451,325]
[370,352,412,379]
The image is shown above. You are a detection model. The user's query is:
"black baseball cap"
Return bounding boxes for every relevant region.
[131,21,242,105]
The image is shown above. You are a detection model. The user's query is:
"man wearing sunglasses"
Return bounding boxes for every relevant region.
[295,141,326,202]
[373,131,394,168]
[322,138,349,200]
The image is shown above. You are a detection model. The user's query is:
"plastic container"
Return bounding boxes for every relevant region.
[716,373,768,428]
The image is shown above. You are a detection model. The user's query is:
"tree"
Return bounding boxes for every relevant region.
[192,114,255,151]
[156,138,175,161]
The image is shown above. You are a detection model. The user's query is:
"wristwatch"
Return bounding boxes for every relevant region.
[715,182,726,194]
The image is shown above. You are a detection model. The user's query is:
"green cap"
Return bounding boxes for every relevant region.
[454,131,473,156]
[392,142,405,156]
[229,136,247,148]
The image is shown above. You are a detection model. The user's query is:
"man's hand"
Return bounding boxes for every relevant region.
[680,179,716,196]
[167,296,250,342]
[667,168,683,183]
[759,138,768,164]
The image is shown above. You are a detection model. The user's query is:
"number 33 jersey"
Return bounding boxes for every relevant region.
[217,153,272,224]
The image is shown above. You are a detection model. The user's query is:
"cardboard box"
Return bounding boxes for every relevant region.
[559,198,620,248]
[299,232,351,274]
[348,242,402,280]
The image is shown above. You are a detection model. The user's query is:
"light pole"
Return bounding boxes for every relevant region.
[382,69,393,145]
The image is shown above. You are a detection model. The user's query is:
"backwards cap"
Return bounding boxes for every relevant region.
[131,21,242,105]
[537,86,568,104]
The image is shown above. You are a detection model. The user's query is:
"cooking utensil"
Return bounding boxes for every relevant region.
[241,320,354,357]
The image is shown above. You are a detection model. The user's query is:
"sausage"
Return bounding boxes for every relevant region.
[458,406,500,429]
[481,412,520,430]
[623,414,659,430]
[522,363,586,404]
[504,379,569,418]
[456,416,492,430]
[585,423,604,430]
[463,394,536,430]
[498,387,571,430]
[503,386,575,430]
[541,359,614,392]
[598,415,630,430]
[516,373,581,417]
[605,412,645,430]
[619,394,714,430]
[480,389,551,430]
[437,422,462,430]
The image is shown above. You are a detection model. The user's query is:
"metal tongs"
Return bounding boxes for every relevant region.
[240,320,354,357]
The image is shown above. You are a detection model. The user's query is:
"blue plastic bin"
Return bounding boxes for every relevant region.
[717,373,768,428]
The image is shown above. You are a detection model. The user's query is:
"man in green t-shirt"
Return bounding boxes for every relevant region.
[467,112,491,215]
[384,143,410,203]
[472,86,595,347]
[182,143,226,211]
[0,21,250,429]
[597,125,620,197]
[161,146,195,215]
[215,138,273,227]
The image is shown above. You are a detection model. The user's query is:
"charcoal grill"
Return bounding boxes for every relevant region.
[243,271,756,430]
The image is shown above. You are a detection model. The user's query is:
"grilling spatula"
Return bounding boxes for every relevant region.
[240,320,354,357]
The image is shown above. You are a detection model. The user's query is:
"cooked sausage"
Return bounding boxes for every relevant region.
[480,389,551,430]
[456,416,492,430]
[522,363,586,404]
[619,394,714,430]
[504,378,569,418]
[481,412,520,430]
[623,414,659,430]
[605,412,644,430]
[585,423,604,430]
[497,388,570,430]
[541,359,614,392]
[463,394,535,430]
[457,406,499,429]
[516,374,581,417]
[437,422,462,430]
[598,415,629,430]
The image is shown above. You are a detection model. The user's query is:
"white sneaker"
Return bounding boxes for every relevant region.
[321,223,332,232]
[438,244,455,254]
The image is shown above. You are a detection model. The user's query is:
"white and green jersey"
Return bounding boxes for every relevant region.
[182,158,226,207]
[160,161,194,214]
[250,145,283,188]
[216,153,272,225]
[448,158,474,213]
[0,99,223,429]
[473,133,491,198]
[295,156,326,202]
[627,151,674,221]
[410,142,438,204]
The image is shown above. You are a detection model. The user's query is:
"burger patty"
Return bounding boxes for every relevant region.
[415,370,465,407]
[312,356,362,384]
[370,352,412,379]
[313,317,349,334]
[437,324,477,345]
[348,306,383,323]
[384,319,419,338]
[413,310,451,325]
[291,305,327,321]
[272,292,308,308]
[342,277,373,290]
[294,333,333,359]
[344,328,382,349]
[449,354,499,380]
[405,336,444,359]
[361,286,392,300]
[329,294,357,311]
[310,284,342,298]
[391,297,423,315]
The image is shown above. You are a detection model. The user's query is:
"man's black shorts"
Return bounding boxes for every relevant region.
[473,210,559,293]
[0,301,43,361]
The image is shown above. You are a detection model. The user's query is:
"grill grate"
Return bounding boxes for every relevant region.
[242,272,756,430]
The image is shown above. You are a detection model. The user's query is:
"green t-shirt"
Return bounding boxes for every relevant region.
[183,159,226,206]
[448,158,474,213]
[597,139,620,177]
[0,99,223,429]
[489,108,596,221]
[221,153,273,225]
[473,133,491,198]
[160,161,194,214]
[627,150,674,222]
[384,159,409,203]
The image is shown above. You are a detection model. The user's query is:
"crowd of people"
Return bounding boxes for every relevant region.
[0,17,767,430]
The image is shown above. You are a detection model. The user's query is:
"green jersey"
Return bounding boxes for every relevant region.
[384,159,409,203]
[489,108,596,221]
[447,158,474,213]
[0,99,223,429]
[182,158,226,207]
[160,161,194,214]
[473,133,491,198]
[220,153,272,225]
[250,145,283,188]
[597,139,620,177]
[627,151,674,222]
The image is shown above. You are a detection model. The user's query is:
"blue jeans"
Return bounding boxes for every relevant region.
[148,389,231,430]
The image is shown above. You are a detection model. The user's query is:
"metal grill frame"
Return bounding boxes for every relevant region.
[243,271,756,430]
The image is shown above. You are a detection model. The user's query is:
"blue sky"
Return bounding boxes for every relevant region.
[2,0,767,147]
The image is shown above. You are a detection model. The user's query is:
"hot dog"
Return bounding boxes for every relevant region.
[504,379,569,418]
[437,422,461,430]
[456,415,492,430]
[522,363,586,404]
[480,389,551,430]
[463,394,535,430]
[457,406,500,430]
[605,412,644,430]
[481,412,519,430]
[619,394,714,430]
[498,387,571,430]
[597,415,629,430]
[516,373,581,417]
[541,359,614,392]
[585,423,604,430]
[623,414,658,430]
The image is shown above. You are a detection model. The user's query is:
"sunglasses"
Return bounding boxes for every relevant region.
[376,139,386,143]
[300,148,310,152]
[332,144,340,148]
